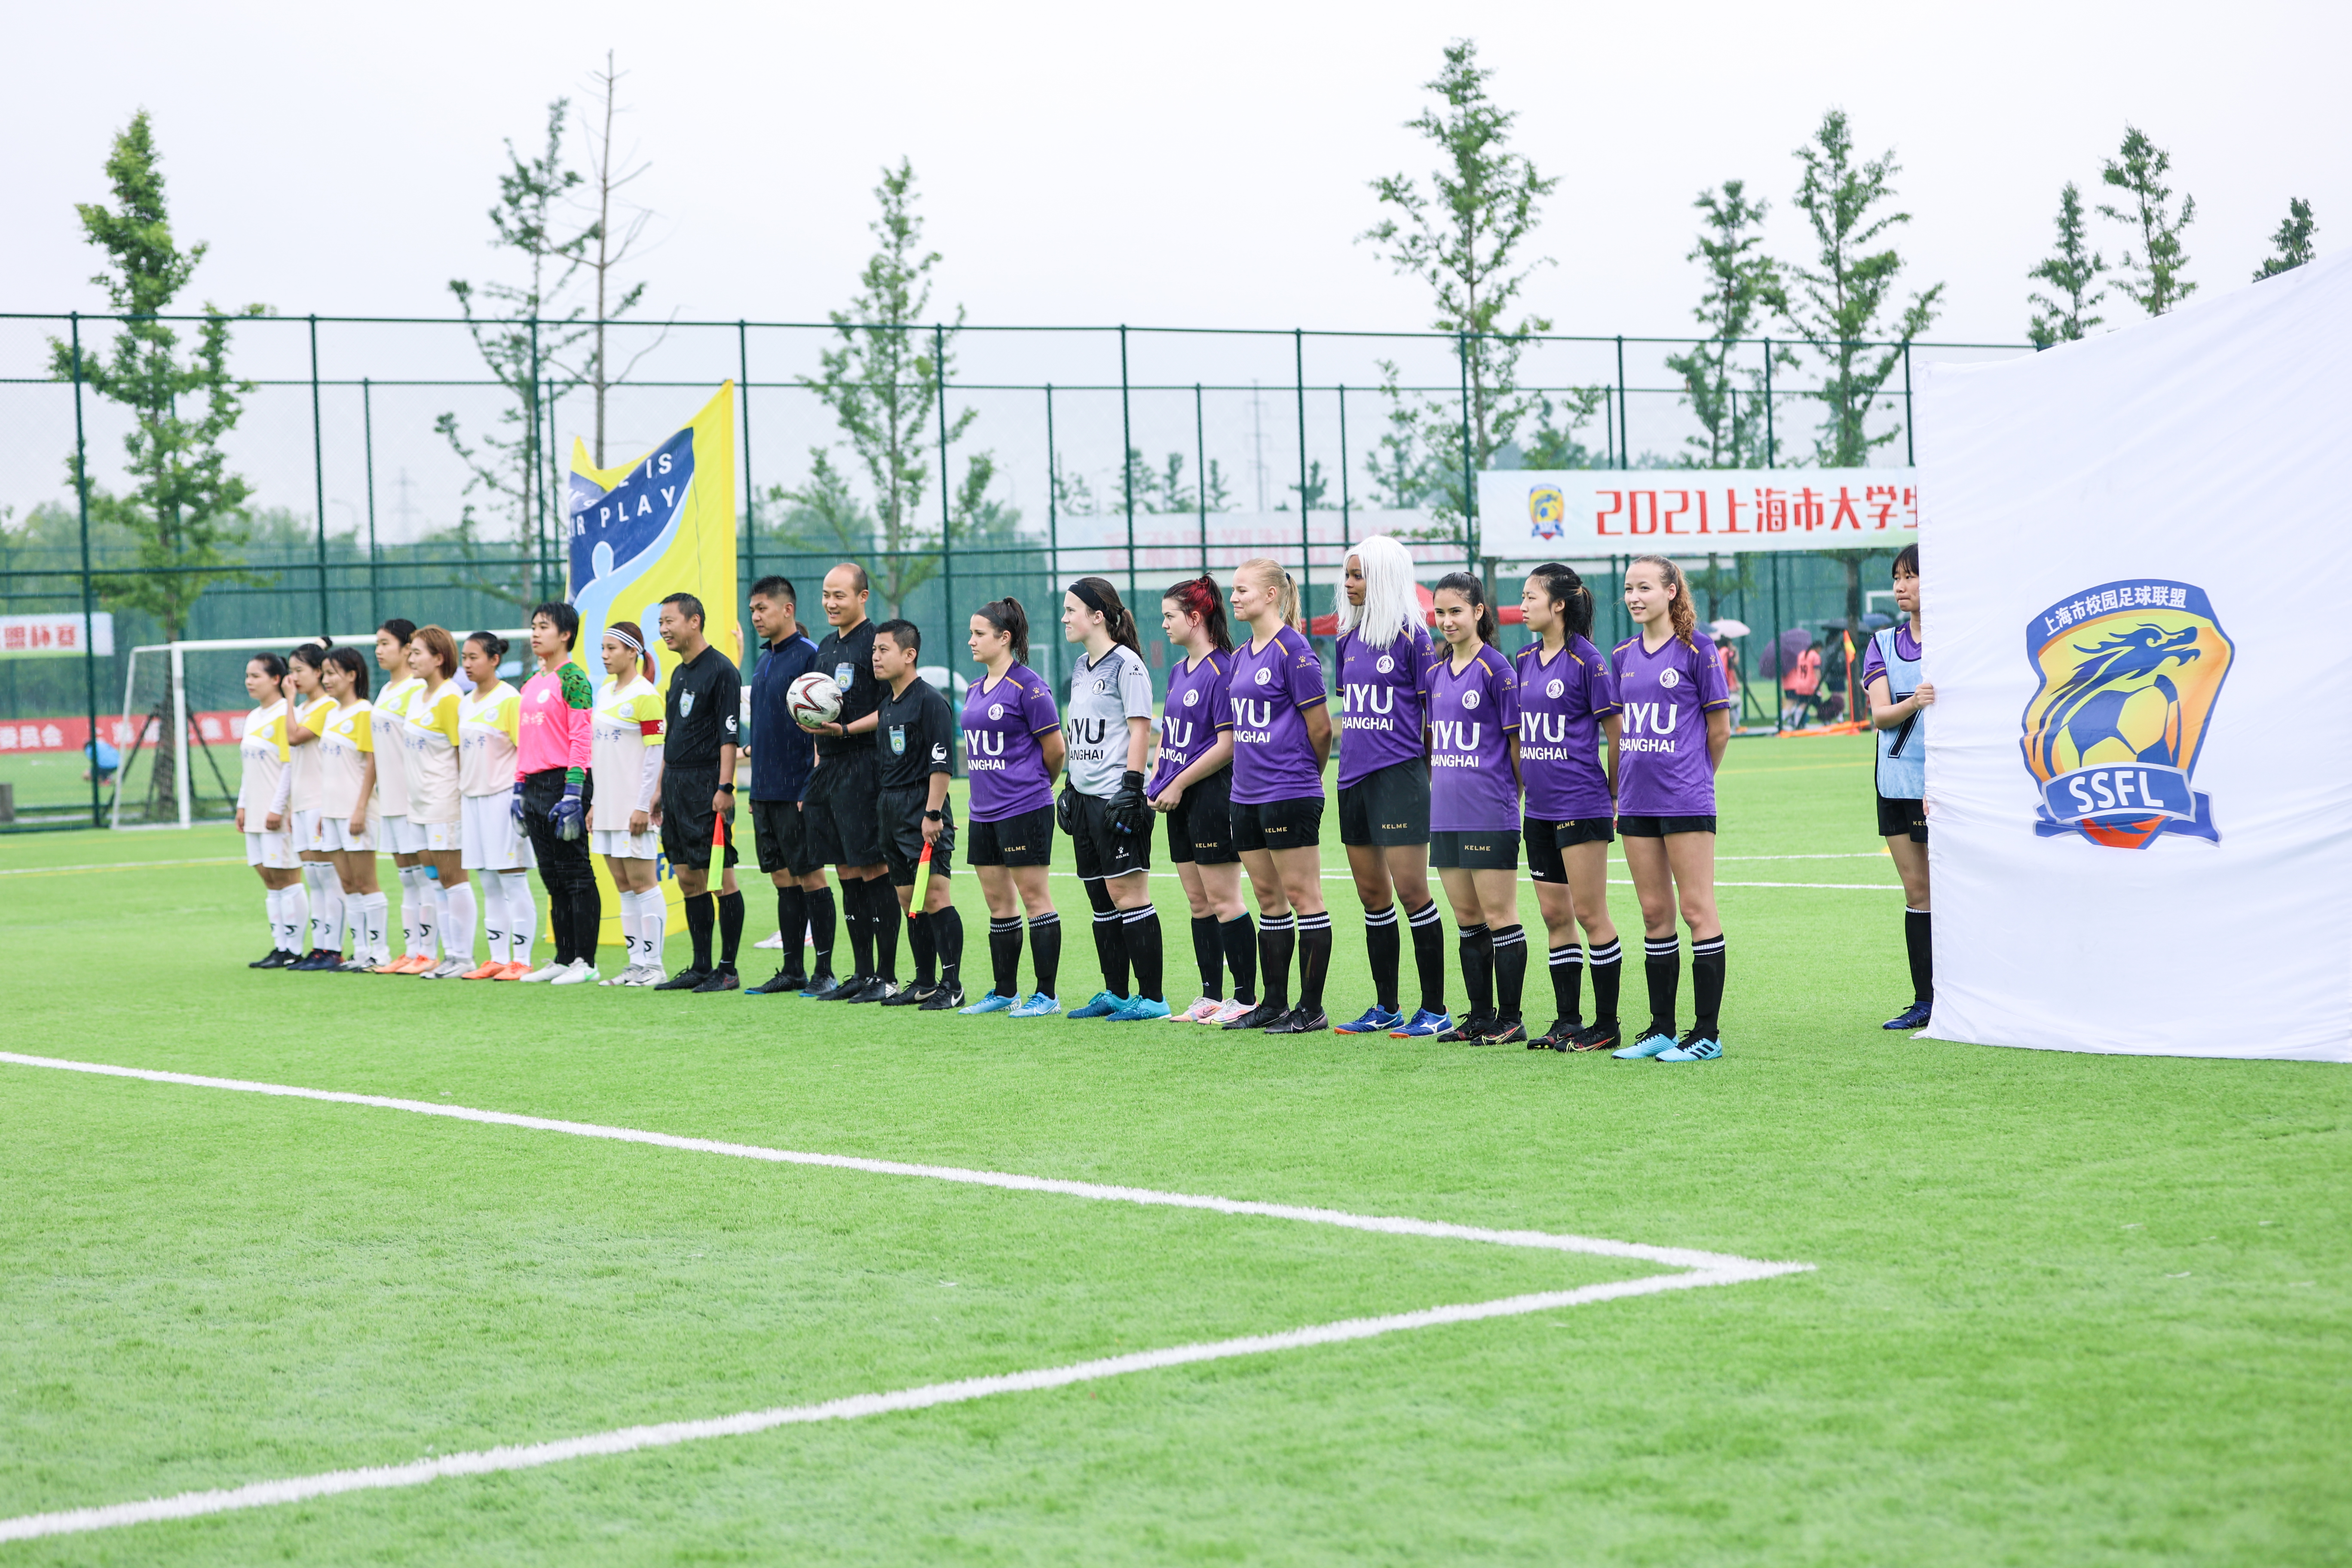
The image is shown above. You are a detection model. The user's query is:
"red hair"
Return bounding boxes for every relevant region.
[1162,573,1233,652]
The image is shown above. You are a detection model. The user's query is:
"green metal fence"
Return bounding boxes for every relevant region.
[0,310,2024,828]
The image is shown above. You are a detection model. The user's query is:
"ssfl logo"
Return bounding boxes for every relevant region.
[2021,579,2231,848]
[1528,484,1565,541]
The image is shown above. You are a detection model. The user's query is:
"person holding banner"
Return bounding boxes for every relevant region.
[592,622,668,985]
[800,564,892,1004]
[651,592,746,992]
[1864,543,1934,1031]
[871,619,963,1009]
[516,602,603,985]
[1608,555,1733,1063]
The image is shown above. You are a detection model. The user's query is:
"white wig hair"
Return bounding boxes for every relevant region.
[1335,534,1420,651]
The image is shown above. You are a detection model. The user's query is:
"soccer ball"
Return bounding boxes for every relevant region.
[2049,680,2183,773]
[787,671,843,730]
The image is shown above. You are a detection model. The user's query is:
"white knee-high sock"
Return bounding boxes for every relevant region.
[301,865,327,950]
[396,867,422,957]
[637,889,667,970]
[444,881,478,967]
[260,886,278,951]
[418,874,443,960]
[616,888,641,969]
[477,874,509,965]
[503,870,538,967]
[358,891,390,964]
[276,884,306,954]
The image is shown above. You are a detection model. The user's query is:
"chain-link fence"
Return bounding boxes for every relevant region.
[0,310,2023,828]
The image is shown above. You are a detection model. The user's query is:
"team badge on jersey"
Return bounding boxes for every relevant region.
[2020,578,2231,849]
[889,724,906,756]
[1528,484,1565,541]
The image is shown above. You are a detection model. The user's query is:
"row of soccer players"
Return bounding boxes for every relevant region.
[735,545,1730,1060]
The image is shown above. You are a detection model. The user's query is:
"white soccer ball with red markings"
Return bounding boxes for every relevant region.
[787,671,843,730]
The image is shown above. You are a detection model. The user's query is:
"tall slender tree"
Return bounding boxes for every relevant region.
[435,99,595,603]
[48,111,266,817]
[2254,197,2317,280]
[1664,180,1782,468]
[2026,182,2107,347]
[1776,109,1941,626]
[1363,39,1556,546]
[2098,126,2196,315]
[572,52,666,466]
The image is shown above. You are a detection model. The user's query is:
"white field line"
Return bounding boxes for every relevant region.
[0,1050,1811,1542]
[0,1269,1789,1544]
[0,856,243,876]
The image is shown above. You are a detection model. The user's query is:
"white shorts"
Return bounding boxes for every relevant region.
[383,814,429,856]
[591,826,663,861]
[293,808,324,854]
[245,830,299,870]
[317,815,376,853]
[461,790,536,871]
[418,818,462,854]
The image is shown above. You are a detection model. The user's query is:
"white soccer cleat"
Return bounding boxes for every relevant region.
[1176,996,1222,1023]
[622,964,662,987]
[551,960,600,986]
[427,959,472,980]
[1210,997,1253,1024]
[518,961,569,983]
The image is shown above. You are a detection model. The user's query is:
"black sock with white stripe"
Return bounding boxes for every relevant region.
[932,905,962,989]
[909,909,935,986]
[1257,913,1295,1011]
[805,885,837,978]
[775,884,807,974]
[1904,909,1932,1007]
[988,916,1024,999]
[1190,914,1223,999]
[867,882,896,983]
[1548,942,1585,1033]
[1691,932,1726,1039]
[1220,913,1257,1004]
[1122,903,1164,1002]
[1028,911,1062,998]
[1586,938,1623,1026]
[1363,902,1401,1014]
[845,878,875,979]
[1643,934,1681,1036]
[1295,911,1333,1015]
[1406,899,1446,1015]
[1491,924,1527,1026]
[1458,922,1493,1020]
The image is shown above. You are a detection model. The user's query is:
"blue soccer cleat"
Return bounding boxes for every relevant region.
[1008,992,1062,1018]
[1613,1026,1680,1059]
[1655,1030,1723,1062]
[959,991,1019,1015]
[1106,995,1172,1022]
[1066,990,1127,1019]
[1882,1001,1932,1030]
[1387,1008,1453,1038]
[1335,1005,1405,1035]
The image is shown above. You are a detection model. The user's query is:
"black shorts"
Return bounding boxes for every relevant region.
[1066,788,1151,881]
[1877,793,1927,842]
[1336,759,1431,848]
[1431,828,1520,870]
[1165,767,1237,865]
[1617,813,1717,837]
[1523,814,1615,883]
[804,747,883,868]
[1231,793,1323,853]
[750,796,820,879]
[659,765,740,871]
[877,785,956,885]
[968,802,1055,868]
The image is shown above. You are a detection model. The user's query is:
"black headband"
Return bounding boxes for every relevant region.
[1066,579,1111,616]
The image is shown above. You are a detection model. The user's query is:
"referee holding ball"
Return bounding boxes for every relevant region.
[652,592,747,992]
[799,563,891,1002]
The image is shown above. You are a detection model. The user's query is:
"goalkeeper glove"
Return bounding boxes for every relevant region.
[550,780,587,842]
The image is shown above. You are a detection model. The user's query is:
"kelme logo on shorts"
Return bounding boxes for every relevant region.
[2020,578,2232,849]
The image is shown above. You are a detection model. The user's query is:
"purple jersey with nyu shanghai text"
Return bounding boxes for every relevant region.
[1610,632,1732,816]
[1227,625,1327,805]
[1335,625,1437,787]
[1426,644,1521,832]
[1516,635,1619,821]
[961,663,1060,822]
[1149,649,1233,796]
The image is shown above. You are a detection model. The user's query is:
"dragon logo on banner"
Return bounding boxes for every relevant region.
[2019,579,2233,848]
[1527,484,1565,541]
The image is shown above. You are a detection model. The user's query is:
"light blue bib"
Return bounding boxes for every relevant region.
[1874,626,1924,800]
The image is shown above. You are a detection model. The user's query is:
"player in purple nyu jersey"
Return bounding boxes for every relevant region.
[1515,563,1626,1054]
[1608,554,1732,1063]
[1331,535,1450,1038]
[956,597,1068,1016]
[1426,572,1530,1046]
[1149,575,1256,1025]
[1224,557,1334,1035]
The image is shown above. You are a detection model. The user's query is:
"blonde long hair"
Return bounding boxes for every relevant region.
[1627,554,1700,648]
[1237,557,1301,632]
[1335,534,1418,651]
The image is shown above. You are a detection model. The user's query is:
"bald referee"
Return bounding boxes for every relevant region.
[798,563,892,1003]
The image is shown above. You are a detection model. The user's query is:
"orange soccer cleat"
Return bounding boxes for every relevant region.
[393,953,438,974]
[460,961,505,980]
[495,961,532,980]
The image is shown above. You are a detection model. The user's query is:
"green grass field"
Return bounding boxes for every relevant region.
[2,732,2344,1564]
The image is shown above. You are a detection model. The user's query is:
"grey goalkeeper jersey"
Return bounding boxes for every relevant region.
[1063,643,1155,797]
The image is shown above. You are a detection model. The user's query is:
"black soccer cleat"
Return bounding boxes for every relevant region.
[801,973,860,1001]
[843,977,895,1004]
[880,982,932,1007]
[920,983,965,1011]
[655,967,712,992]
[1221,1000,1289,1031]
[1529,1017,1582,1050]
[1564,1020,1622,1054]
[745,969,802,996]
[251,949,296,970]
[1263,1007,1330,1035]
[1479,1017,1528,1047]
[692,968,741,993]
[1433,1011,1499,1044]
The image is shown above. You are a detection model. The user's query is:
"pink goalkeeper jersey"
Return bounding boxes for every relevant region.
[515,663,596,781]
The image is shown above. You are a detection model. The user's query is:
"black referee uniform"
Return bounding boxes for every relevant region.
[875,671,961,1005]
[659,643,742,873]
[803,615,890,998]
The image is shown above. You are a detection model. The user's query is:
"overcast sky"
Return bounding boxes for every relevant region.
[9,0,2343,530]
